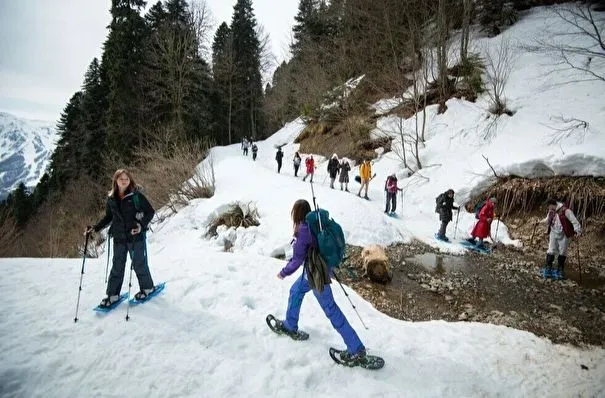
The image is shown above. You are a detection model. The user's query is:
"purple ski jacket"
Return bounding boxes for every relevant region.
[279,223,316,278]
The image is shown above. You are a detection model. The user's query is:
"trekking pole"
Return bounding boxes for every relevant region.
[529,221,538,248]
[74,232,90,323]
[453,209,460,239]
[332,272,368,330]
[310,180,318,211]
[576,237,582,284]
[125,261,134,321]
[104,238,111,284]
[494,218,500,243]
[400,189,404,217]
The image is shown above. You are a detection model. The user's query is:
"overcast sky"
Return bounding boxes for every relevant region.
[0,0,297,123]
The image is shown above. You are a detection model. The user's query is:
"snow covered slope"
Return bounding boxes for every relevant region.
[0,112,57,199]
[1,6,604,398]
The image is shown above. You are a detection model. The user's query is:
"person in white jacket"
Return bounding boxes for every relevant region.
[541,199,581,280]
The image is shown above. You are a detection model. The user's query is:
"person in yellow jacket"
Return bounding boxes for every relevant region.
[357,159,372,199]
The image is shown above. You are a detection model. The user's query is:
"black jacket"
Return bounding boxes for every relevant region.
[327,158,340,178]
[275,150,283,162]
[437,192,458,222]
[94,188,155,243]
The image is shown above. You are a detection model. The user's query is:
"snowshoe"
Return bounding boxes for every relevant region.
[94,293,129,313]
[329,347,384,370]
[266,314,309,341]
[434,233,450,242]
[129,282,166,305]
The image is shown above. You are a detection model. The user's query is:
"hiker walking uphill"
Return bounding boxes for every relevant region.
[85,169,156,308]
[293,152,301,177]
[358,159,372,199]
[339,158,351,191]
[384,174,403,215]
[272,199,372,367]
[275,147,284,173]
[242,138,249,156]
[327,154,340,189]
[541,198,581,280]
[435,189,459,241]
[302,155,315,182]
[251,142,258,161]
[467,197,496,249]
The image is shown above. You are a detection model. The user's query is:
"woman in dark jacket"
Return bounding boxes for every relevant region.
[86,169,156,308]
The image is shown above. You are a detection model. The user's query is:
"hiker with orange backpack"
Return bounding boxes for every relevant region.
[357,159,372,200]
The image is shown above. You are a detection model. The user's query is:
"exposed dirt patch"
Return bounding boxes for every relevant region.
[296,117,390,163]
[338,241,605,348]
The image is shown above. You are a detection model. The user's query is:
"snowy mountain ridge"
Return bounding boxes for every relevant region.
[0,112,57,199]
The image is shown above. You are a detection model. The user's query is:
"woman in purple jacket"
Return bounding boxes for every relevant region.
[275,199,366,361]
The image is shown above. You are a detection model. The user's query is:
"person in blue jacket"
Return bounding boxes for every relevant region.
[275,199,366,361]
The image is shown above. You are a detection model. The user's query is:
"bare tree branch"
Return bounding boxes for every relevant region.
[526,3,605,83]
[484,37,516,116]
[482,154,500,178]
[540,114,590,145]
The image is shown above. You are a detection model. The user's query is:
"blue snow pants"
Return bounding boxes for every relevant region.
[283,272,365,355]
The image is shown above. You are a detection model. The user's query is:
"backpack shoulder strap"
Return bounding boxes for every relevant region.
[133,192,141,212]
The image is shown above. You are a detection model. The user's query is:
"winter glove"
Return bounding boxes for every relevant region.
[84,225,94,236]
[131,223,142,235]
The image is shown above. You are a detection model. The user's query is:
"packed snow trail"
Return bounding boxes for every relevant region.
[1,234,604,397]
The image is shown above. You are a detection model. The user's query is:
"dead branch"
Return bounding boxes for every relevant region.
[482,154,500,178]
[526,3,605,83]
[541,114,590,145]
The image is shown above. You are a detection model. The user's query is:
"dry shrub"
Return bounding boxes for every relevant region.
[467,176,605,220]
[133,140,215,214]
[206,202,260,238]
[9,176,106,257]
[0,209,20,256]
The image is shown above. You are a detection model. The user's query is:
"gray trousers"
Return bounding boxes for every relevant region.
[438,220,449,237]
[385,192,397,212]
[107,239,154,296]
[548,231,570,257]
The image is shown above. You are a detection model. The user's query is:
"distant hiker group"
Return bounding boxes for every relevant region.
[241,137,258,160]
[434,189,582,281]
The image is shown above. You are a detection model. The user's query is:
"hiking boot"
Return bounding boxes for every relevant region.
[345,188,349,192]
[339,348,367,364]
[552,269,565,280]
[364,195,369,200]
[134,287,155,301]
[437,234,449,242]
[99,295,120,308]
[466,237,476,244]
[541,267,552,279]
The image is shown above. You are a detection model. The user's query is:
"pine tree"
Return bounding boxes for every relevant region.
[48,92,84,190]
[291,0,319,55]
[145,1,167,30]
[103,0,148,161]
[230,0,264,140]
[212,22,235,144]
[140,0,215,143]
[80,58,109,179]
[10,183,32,227]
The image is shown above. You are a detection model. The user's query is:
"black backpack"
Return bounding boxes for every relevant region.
[435,193,445,213]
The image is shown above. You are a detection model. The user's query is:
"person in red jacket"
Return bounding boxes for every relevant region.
[467,197,496,249]
[302,155,315,182]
